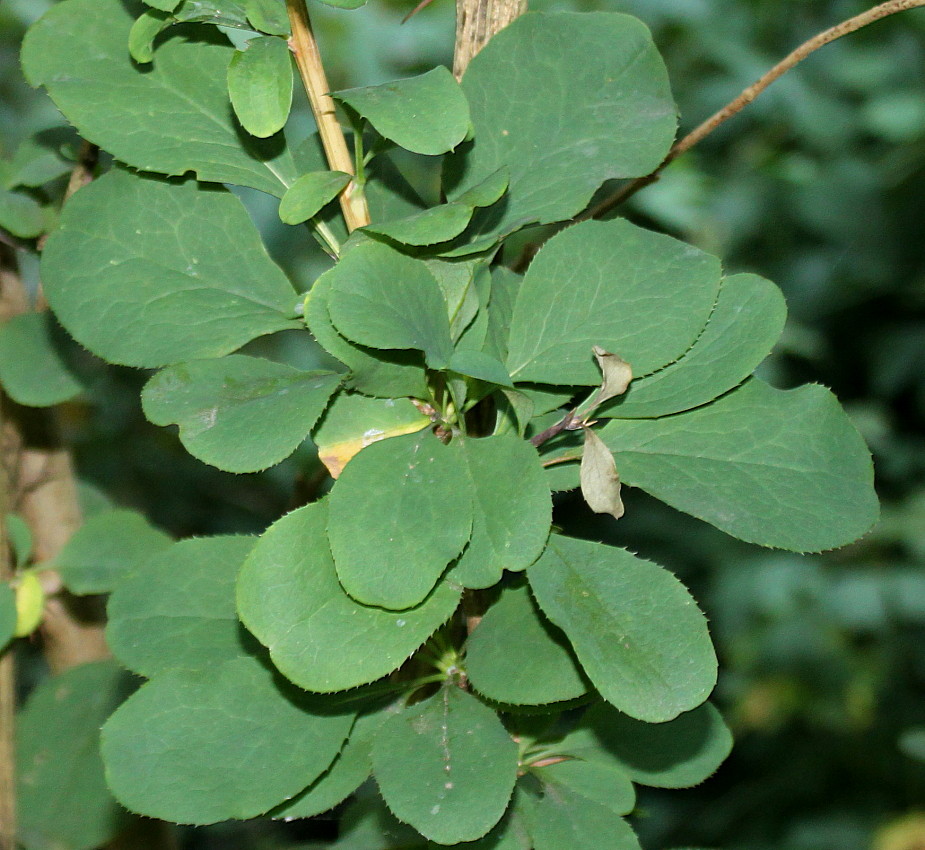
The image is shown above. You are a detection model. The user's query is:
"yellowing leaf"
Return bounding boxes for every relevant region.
[14,571,45,637]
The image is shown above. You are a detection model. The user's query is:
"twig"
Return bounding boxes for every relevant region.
[286,0,370,231]
[584,0,925,220]
[530,409,581,448]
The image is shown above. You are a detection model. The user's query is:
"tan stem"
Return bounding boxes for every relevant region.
[586,0,925,219]
[453,0,526,79]
[286,0,370,231]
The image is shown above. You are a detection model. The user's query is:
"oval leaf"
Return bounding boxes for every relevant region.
[237,501,461,691]
[528,535,717,722]
[228,36,293,138]
[279,170,351,225]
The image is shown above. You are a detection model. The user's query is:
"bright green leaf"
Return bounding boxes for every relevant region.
[42,170,300,368]
[506,219,720,384]
[600,379,880,552]
[142,356,341,473]
[448,12,675,237]
[17,661,132,850]
[325,241,453,369]
[371,686,518,844]
[129,9,171,63]
[528,535,717,722]
[53,509,172,595]
[600,273,787,419]
[107,536,256,677]
[245,0,290,34]
[279,170,351,224]
[334,67,470,156]
[328,430,472,609]
[466,582,586,705]
[238,501,461,690]
[22,0,296,196]
[228,36,293,138]
[0,312,85,407]
[101,655,354,824]
[451,435,550,588]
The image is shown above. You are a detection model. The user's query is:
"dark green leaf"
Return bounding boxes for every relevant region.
[466,583,586,705]
[237,501,461,690]
[506,219,721,384]
[228,36,293,138]
[334,67,470,156]
[0,313,85,407]
[53,509,172,595]
[371,686,518,843]
[528,535,717,722]
[42,170,300,368]
[22,0,296,196]
[5,138,71,188]
[0,189,44,239]
[600,379,880,551]
[142,356,341,472]
[17,661,132,850]
[101,655,354,824]
[328,430,472,609]
[106,536,257,677]
[0,582,15,652]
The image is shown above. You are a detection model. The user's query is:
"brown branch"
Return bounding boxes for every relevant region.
[286,0,370,231]
[585,0,925,220]
[453,0,525,79]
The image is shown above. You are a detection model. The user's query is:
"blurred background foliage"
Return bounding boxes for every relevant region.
[2,0,925,848]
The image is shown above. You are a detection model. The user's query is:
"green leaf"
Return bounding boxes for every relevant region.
[531,760,635,817]
[600,379,880,552]
[238,501,461,691]
[143,0,181,10]
[316,0,367,9]
[328,430,472,609]
[333,67,470,156]
[129,9,171,64]
[447,12,675,237]
[42,170,300,368]
[142,356,341,473]
[17,661,132,850]
[0,189,45,239]
[273,699,402,819]
[6,514,32,567]
[313,392,430,479]
[466,582,586,705]
[279,170,351,225]
[600,273,787,419]
[245,0,290,34]
[560,701,733,789]
[0,313,85,407]
[228,36,293,138]
[53,509,172,595]
[304,269,427,398]
[427,258,488,342]
[0,582,15,652]
[506,219,721,384]
[22,0,296,196]
[483,267,520,363]
[107,536,257,677]
[173,0,249,27]
[325,241,454,369]
[371,686,519,844]
[101,655,354,824]
[449,350,514,388]
[520,780,641,850]
[528,535,717,722]
[451,435,550,588]
[5,138,72,189]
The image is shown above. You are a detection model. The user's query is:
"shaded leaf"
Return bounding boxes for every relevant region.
[228,36,293,138]
[142,356,341,473]
[238,501,461,691]
[466,582,586,705]
[371,686,518,844]
[531,760,635,817]
[579,427,624,520]
[328,430,472,609]
[107,536,257,677]
[0,582,15,652]
[528,535,717,722]
[279,170,351,225]
[53,509,172,595]
[101,655,354,824]
[42,170,300,368]
[600,379,880,551]
[22,0,296,196]
[506,220,721,384]
[449,350,513,388]
[0,312,84,407]
[0,189,44,239]
[17,661,132,850]
[334,67,470,156]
